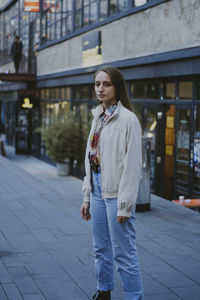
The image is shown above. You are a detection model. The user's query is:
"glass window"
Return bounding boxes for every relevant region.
[90,1,98,24]
[118,0,129,11]
[131,81,145,99]
[179,81,192,100]
[74,85,90,100]
[100,0,108,20]
[131,103,143,126]
[134,0,147,7]
[110,0,118,15]
[193,106,200,196]
[166,82,176,100]
[146,81,160,99]
[175,108,191,196]
[196,81,200,100]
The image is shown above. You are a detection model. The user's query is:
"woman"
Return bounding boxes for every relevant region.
[81,66,144,300]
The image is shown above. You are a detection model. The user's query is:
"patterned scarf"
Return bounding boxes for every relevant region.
[89,104,118,165]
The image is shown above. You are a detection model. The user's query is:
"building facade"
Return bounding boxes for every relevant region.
[0,0,200,200]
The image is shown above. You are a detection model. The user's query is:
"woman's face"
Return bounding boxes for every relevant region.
[95,71,116,108]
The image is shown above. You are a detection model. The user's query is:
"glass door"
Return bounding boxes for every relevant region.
[193,105,200,197]
[15,106,32,154]
[174,106,191,198]
[142,104,166,196]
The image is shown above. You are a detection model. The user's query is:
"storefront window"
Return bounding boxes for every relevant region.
[166,82,176,100]
[131,103,142,125]
[143,107,157,192]
[146,81,160,99]
[131,81,145,99]
[193,106,200,196]
[175,109,190,196]
[74,85,90,100]
[178,81,192,100]
[196,81,200,100]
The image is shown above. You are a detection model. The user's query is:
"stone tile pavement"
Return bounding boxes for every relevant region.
[0,146,199,300]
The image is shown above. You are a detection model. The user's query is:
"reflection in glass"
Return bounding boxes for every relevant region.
[146,81,159,99]
[166,82,175,100]
[175,109,190,196]
[110,0,117,14]
[196,81,200,100]
[193,106,200,196]
[143,107,157,192]
[132,103,142,126]
[179,82,192,100]
[131,82,145,99]
[100,0,108,20]
[74,85,90,100]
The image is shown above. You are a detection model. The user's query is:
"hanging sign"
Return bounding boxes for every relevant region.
[82,31,102,67]
[22,98,33,109]
[24,0,58,12]
[24,0,40,12]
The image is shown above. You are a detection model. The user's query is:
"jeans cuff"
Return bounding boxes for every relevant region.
[124,291,144,300]
[97,281,114,291]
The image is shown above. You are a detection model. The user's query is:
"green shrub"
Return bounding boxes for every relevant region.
[40,112,88,164]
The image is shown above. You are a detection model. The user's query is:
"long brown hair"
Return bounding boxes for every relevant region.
[94,66,132,111]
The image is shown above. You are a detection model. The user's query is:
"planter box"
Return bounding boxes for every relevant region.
[56,162,70,176]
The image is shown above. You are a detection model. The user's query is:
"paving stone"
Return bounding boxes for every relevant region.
[0,284,9,300]
[5,232,45,253]
[14,276,40,295]
[138,246,198,288]
[35,277,89,300]
[171,286,200,300]
[0,260,12,283]
[3,283,24,300]
[142,271,170,294]
[23,295,46,300]
[144,294,181,300]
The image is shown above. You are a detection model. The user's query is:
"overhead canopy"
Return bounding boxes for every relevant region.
[0,73,36,82]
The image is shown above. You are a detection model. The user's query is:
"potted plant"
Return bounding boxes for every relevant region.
[40,112,88,176]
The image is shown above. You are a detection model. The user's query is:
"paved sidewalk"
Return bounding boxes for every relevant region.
[0,148,200,300]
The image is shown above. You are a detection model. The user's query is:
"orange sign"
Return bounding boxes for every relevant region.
[24,0,58,12]
[24,0,40,12]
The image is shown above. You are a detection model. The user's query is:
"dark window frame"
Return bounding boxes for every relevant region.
[38,0,170,49]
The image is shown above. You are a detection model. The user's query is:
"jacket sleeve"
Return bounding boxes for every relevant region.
[82,175,90,203]
[82,120,94,203]
[117,116,142,217]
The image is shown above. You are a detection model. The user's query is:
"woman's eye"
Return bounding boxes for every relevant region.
[104,82,111,87]
[95,83,100,87]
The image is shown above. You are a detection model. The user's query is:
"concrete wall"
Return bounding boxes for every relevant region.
[36,0,200,76]
[0,0,10,9]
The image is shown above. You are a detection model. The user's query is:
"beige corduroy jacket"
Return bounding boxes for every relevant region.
[82,101,142,217]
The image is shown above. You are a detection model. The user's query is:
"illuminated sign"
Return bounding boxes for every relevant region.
[24,0,58,12]
[22,98,33,109]
[24,0,40,12]
[82,31,102,67]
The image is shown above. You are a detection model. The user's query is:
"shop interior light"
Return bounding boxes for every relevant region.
[150,120,157,132]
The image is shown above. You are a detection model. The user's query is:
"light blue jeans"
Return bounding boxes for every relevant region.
[90,171,144,300]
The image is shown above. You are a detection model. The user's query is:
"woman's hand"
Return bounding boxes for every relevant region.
[117,216,129,224]
[81,202,91,221]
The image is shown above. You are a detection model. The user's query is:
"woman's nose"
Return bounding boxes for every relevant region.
[99,83,104,91]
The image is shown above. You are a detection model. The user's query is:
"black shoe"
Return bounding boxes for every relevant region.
[92,290,111,300]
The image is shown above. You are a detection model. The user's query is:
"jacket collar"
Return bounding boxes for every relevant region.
[92,101,123,120]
